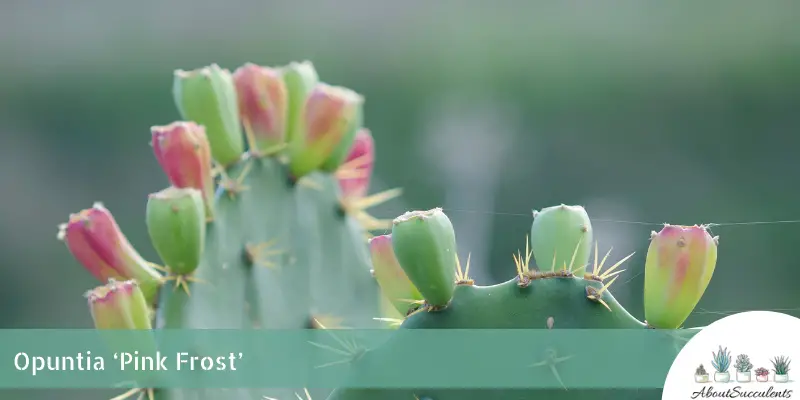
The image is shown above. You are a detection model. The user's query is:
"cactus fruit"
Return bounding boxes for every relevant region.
[644,224,718,329]
[282,61,320,144]
[173,64,244,167]
[233,63,289,156]
[391,208,458,308]
[289,83,364,178]
[58,203,163,303]
[369,234,424,316]
[87,279,153,331]
[151,121,216,220]
[531,204,593,276]
[56,60,726,400]
[337,129,374,201]
[145,186,206,276]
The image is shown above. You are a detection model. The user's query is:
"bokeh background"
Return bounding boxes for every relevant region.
[1,1,799,399]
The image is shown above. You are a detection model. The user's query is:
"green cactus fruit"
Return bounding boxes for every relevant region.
[88,279,160,388]
[369,234,424,315]
[289,84,363,178]
[318,100,364,172]
[644,224,718,329]
[87,279,153,330]
[530,204,593,275]
[391,208,457,307]
[282,61,319,144]
[173,64,244,167]
[146,186,206,276]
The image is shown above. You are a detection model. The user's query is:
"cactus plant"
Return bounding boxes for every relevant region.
[755,367,770,382]
[711,346,732,383]
[59,60,400,400]
[696,365,707,375]
[329,217,716,400]
[695,364,709,383]
[735,354,752,373]
[735,354,753,382]
[55,60,729,400]
[772,356,791,382]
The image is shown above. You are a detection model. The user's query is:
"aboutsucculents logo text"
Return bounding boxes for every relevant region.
[663,311,799,399]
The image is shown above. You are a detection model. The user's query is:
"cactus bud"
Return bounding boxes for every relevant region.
[282,61,319,143]
[151,121,215,220]
[319,98,364,173]
[87,279,152,330]
[146,187,206,276]
[59,203,161,303]
[369,234,423,315]
[233,63,288,154]
[289,84,364,178]
[391,208,457,307]
[644,224,718,329]
[338,129,374,200]
[173,64,244,167]
[530,204,593,275]
[87,280,159,387]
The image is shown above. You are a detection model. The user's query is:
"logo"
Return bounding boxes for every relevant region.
[663,311,799,399]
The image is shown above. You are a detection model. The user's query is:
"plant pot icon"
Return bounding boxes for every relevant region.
[737,371,751,383]
[711,346,732,383]
[755,368,770,382]
[695,374,710,383]
[771,356,791,383]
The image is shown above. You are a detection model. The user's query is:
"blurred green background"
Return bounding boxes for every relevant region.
[1,1,799,398]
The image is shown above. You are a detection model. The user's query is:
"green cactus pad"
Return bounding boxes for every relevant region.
[328,274,700,400]
[531,204,593,276]
[153,157,383,400]
[391,208,458,307]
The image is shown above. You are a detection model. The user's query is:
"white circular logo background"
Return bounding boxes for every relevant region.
[663,311,800,399]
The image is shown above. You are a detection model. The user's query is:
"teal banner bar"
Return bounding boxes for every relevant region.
[0,329,692,389]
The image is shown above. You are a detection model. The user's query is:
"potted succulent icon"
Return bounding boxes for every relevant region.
[711,346,732,383]
[695,364,710,383]
[771,356,791,383]
[735,354,753,382]
[755,367,770,382]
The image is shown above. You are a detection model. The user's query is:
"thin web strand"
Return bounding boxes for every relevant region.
[428,207,800,228]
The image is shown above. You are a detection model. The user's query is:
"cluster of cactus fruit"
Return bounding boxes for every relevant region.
[57,60,724,400]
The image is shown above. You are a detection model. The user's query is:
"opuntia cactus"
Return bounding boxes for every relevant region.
[328,208,713,400]
[59,60,399,400]
[56,60,729,400]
